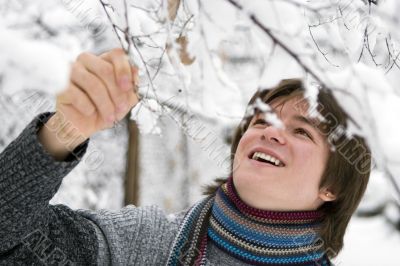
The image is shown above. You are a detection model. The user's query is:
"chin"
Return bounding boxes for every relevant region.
[236,168,276,182]
[233,170,266,192]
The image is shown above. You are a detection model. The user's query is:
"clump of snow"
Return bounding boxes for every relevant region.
[252,98,284,129]
[0,25,71,95]
[254,97,271,113]
[130,99,162,135]
[127,5,159,35]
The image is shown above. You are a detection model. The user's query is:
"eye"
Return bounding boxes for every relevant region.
[252,119,268,126]
[294,128,312,139]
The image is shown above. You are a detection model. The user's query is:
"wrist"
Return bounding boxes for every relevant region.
[38,113,88,161]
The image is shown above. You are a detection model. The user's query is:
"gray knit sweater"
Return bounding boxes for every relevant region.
[0,113,246,266]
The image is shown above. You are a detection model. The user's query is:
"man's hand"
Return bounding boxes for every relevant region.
[38,48,139,161]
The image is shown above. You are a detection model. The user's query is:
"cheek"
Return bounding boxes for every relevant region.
[313,145,329,173]
[233,131,255,167]
[292,144,329,179]
[234,131,255,158]
[233,139,246,169]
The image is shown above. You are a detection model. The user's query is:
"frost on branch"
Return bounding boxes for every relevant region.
[0,25,70,95]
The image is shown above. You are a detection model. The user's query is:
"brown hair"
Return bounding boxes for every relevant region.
[204,78,371,257]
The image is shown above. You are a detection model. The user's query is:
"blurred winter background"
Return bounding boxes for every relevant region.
[1,0,400,265]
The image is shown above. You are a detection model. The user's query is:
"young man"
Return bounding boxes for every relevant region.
[0,50,371,265]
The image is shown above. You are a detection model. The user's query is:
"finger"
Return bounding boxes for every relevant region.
[128,88,140,108]
[114,91,139,122]
[125,66,140,108]
[131,65,140,92]
[100,48,133,92]
[69,84,96,116]
[127,66,140,107]
[77,52,129,116]
[70,62,116,124]
[114,74,140,121]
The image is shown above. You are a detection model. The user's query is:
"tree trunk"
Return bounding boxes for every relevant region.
[124,119,140,205]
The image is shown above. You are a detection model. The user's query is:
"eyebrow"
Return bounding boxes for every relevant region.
[293,115,327,143]
[253,112,321,130]
[293,115,319,128]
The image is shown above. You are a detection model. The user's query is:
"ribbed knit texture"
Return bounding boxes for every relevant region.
[166,196,214,266]
[207,177,330,265]
[0,112,184,265]
[0,112,185,265]
[0,112,97,265]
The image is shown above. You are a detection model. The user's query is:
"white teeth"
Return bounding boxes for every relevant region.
[252,152,282,166]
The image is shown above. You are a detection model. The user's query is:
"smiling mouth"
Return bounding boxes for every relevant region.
[249,151,285,167]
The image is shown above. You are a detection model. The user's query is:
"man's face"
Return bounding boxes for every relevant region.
[232,96,331,211]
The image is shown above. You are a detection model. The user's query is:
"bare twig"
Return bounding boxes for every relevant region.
[308,26,339,67]
[364,27,381,67]
[99,0,127,52]
[123,0,132,54]
[225,0,327,87]
[385,38,400,73]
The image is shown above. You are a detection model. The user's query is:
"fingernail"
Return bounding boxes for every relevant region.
[106,114,115,124]
[133,73,139,86]
[119,76,131,91]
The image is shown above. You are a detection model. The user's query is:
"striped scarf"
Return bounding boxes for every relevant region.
[167,178,330,266]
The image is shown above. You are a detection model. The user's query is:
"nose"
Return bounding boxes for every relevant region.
[261,125,286,145]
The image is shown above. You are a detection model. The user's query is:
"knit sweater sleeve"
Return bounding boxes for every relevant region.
[0,112,184,265]
[77,206,184,265]
[0,112,97,264]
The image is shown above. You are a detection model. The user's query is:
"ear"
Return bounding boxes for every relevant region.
[318,188,337,202]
